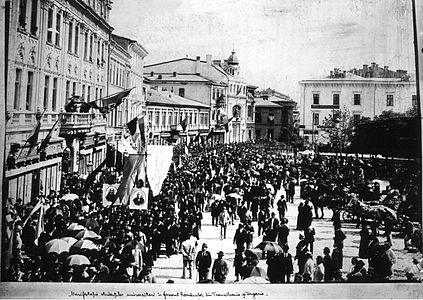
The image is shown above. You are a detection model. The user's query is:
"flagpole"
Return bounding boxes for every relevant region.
[89,87,135,104]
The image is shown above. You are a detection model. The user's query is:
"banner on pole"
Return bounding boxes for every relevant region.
[129,187,149,210]
[103,184,119,207]
[147,145,174,196]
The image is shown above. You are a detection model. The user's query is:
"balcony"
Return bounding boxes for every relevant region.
[59,112,94,136]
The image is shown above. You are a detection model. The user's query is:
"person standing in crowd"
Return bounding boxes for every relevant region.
[303,252,314,279]
[212,251,229,283]
[277,218,290,247]
[323,247,334,282]
[277,195,288,221]
[302,199,314,229]
[295,234,308,275]
[234,246,246,282]
[181,235,197,279]
[279,244,294,283]
[258,208,268,236]
[233,224,245,250]
[304,225,316,254]
[265,212,279,241]
[195,243,212,282]
[296,202,305,230]
[218,208,231,240]
[313,256,325,282]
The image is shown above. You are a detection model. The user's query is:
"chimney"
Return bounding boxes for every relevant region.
[343,71,346,78]
[195,56,201,74]
[330,71,333,77]
[371,62,376,70]
[173,71,177,77]
[158,74,162,79]
[150,71,154,76]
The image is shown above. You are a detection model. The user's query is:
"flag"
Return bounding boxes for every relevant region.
[127,117,138,136]
[206,128,214,140]
[89,88,133,114]
[38,119,60,153]
[184,145,189,156]
[193,132,201,144]
[138,117,146,147]
[146,145,174,196]
[114,154,142,206]
[178,117,188,132]
[129,187,149,210]
[224,117,234,132]
[83,157,108,191]
[34,203,45,246]
[25,117,42,156]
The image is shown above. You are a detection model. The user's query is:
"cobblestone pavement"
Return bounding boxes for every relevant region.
[152,186,419,283]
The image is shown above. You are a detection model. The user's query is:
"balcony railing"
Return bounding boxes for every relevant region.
[59,112,94,136]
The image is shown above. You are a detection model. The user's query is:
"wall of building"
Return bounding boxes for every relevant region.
[300,79,416,144]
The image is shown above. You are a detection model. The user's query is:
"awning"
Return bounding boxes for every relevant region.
[117,140,138,154]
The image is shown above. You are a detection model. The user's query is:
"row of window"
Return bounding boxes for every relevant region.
[13,67,104,111]
[147,110,209,127]
[312,93,417,107]
[212,87,224,100]
[110,59,127,88]
[44,5,107,64]
[310,112,361,126]
[229,83,246,95]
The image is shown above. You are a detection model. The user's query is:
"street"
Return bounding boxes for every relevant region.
[152,186,416,283]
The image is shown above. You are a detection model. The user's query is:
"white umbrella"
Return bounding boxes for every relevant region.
[67,223,85,231]
[227,193,242,200]
[210,194,223,201]
[61,193,79,201]
[265,184,275,194]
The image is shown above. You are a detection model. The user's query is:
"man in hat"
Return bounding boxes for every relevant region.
[277,195,288,221]
[212,251,229,283]
[280,244,293,283]
[196,243,212,282]
[181,235,197,279]
[218,208,231,239]
[295,234,308,274]
[277,218,290,247]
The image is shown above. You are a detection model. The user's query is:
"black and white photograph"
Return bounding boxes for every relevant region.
[0,0,422,299]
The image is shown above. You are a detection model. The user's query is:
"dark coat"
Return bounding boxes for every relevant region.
[196,250,212,271]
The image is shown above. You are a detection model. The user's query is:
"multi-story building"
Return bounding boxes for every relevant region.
[145,89,210,145]
[5,0,112,202]
[246,84,258,141]
[299,64,417,146]
[144,52,255,144]
[213,52,250,143]
[254,88,297,142]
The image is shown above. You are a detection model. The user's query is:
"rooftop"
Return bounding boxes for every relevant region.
[254,98,284,108]
[146,89,209,109]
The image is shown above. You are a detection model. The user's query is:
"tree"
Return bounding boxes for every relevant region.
[319,107,353,153]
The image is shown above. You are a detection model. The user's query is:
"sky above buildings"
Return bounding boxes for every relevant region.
[110,0,415,100]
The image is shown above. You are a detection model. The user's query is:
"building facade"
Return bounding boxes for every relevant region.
[254,88,297,142]
[144,52,255,144]
[5,0,113,202]
[145,89,210,145]
[299,64,417,146]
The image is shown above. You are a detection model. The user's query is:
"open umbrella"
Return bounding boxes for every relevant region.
[67,223,85,231]
[61,193,79,201]
[210,194,223,201]
[245,249,262,260]
[66,254,90,266]
[82,218,100,231]
[238,276,269,284]
[227,193,242,200]
[75,229,101,240]
[265,184,275,194]
[45,239,70,254]
[71,239,99,252]
[254,241,283,253]
[249,266,268,279]
[61,237,78,247]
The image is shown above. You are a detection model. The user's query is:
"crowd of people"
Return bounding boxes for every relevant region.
[2,142,422,283]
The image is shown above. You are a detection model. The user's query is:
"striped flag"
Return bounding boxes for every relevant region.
[25,117,42,156]
[113,154,142,206]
